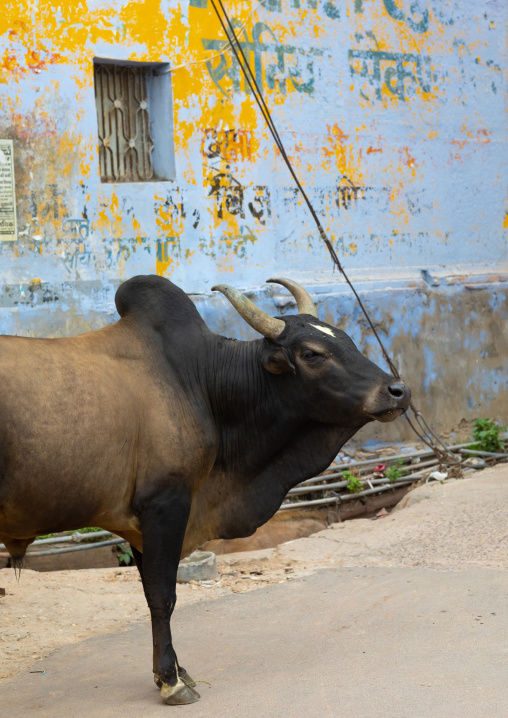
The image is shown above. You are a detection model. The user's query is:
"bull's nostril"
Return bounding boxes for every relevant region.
[388,382,405,399]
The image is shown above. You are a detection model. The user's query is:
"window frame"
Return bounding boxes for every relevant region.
[93,58,176,184]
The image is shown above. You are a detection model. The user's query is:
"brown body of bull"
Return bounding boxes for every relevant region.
[0,275,410,705]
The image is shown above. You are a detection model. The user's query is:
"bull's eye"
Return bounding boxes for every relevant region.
[302,349,319,361]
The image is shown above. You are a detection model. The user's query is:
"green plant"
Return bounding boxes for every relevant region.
[116,544,134,566]
[36,526,103,540]
[343,470,364,494]
[472,418,506,453]
[385,458,407,483]
[72,526,103,534]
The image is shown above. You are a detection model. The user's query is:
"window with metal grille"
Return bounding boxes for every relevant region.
[93,60,175,183]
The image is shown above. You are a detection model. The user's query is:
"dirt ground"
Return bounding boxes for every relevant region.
[1,463,507,683]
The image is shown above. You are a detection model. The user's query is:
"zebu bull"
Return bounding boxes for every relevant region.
[0,275,410,705]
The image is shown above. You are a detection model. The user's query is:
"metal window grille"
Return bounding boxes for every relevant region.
[94,63,155,183]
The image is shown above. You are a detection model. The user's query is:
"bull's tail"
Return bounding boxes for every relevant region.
[1,537,34,580]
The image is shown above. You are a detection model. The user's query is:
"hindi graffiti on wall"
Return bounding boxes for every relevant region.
[0,140,17,241]
[203,21,322,96]
[348,48,433,102]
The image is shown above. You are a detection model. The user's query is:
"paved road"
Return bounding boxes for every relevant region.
[2,566,507,718]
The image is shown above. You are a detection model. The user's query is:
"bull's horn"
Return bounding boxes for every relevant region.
[267,278,318,318]
[212,284,285,339]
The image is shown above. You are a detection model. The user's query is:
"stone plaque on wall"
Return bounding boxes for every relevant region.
[0,140,17,241]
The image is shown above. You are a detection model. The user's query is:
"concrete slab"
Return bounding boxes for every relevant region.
[279,469,508,570]
[2,566,507,718]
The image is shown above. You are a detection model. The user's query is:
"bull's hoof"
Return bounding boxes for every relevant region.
[154,669,195,691]
[159,670,200,705]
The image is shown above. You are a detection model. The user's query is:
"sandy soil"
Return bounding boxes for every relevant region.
[1,463,507,682]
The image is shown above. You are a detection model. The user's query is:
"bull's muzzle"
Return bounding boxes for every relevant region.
[364,380,411,423]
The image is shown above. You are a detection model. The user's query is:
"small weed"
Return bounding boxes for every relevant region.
[116,545,134,566]
[71,527,103,535]
[472,418,506,453]
[385,458,407,483]
[343,470,364,494]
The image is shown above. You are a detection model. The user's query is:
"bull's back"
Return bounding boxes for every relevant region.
[0,327,217,540]
[0,333,144,535]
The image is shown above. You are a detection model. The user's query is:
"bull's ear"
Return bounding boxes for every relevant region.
[260,343,296,375]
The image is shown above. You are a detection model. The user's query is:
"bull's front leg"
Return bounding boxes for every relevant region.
[135,488,200,705]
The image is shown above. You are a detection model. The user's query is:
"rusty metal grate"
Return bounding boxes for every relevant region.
[94,63,155,183]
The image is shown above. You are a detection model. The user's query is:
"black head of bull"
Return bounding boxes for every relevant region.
[212,277,410,429]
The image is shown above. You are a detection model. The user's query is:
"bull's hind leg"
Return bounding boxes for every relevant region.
[135,488,200,705]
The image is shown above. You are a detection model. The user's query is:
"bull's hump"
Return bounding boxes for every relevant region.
[115,275,205,331]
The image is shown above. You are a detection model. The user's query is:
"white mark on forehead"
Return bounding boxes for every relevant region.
[310,324,336,338]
